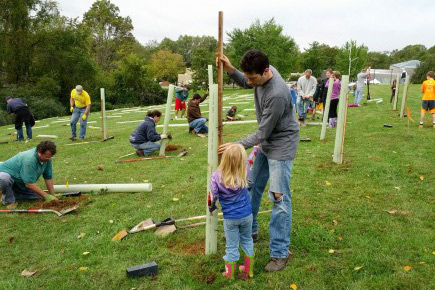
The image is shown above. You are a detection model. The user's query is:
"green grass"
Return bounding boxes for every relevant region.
[0,85,433,289]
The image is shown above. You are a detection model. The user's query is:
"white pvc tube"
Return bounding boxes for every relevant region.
[53,183,152,193]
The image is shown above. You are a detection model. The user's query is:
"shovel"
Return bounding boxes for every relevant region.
[0,205,78,217]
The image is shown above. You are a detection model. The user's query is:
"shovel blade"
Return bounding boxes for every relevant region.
[129,218,155,234]
[59,205,79,215]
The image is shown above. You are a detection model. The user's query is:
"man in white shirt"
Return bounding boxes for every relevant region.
[296,69,317,126]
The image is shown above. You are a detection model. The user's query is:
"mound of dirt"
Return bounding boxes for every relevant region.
[33,196,89,211]
[165,144,181,152]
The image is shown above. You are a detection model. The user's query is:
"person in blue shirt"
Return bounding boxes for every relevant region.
[175,86,190,119]
[0,141,58,209]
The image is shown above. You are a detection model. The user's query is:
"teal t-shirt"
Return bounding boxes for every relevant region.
[0,148,53,190]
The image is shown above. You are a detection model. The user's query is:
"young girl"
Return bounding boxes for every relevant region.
[390,79,397,104]
[208,144,254,279]
[327,71,342,128]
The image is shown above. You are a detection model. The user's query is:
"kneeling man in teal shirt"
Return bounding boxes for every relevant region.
[0,141,58,208]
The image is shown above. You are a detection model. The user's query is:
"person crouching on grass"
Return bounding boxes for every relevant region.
[419,71,435,128]
[208,144,254,279]
[226,106,238,121]
[129,110,171,156]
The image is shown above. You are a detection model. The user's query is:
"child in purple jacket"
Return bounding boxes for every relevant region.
[326,71,342,128]
[208,144,254,279]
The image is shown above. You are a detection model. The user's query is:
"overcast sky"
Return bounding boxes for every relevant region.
[56,0,434,52]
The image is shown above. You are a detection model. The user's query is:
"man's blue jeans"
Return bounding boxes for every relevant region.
[16,123,32,141]
[354,87,364,104]
[131,141,160,156]
[223,214,255,263]
[248,150,293,259]
[0,172,42,205]
[71,107,88,139]
[189,118,208,133]
[296,97,314,120]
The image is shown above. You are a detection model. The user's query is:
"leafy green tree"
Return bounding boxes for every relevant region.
[227,18,299,78]
[390,44,427,63]
[113,53,165,105]
[82,0,134,71]
[411,53,435,84]
[367,51,391,69]
[150,49,185,82]
[300,42,339,76]
[335,40,368,79]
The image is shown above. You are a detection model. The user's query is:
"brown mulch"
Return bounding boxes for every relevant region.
[165,144,181,152]
[32,196,89,211]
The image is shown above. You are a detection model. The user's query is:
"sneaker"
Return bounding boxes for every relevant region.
[136,150,144,157]
[265,257,289,272]
[69,137,76,141]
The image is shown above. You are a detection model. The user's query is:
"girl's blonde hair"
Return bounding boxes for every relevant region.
[218,144,248,189]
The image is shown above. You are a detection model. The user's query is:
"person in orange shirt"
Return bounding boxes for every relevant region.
[419,71,435,128]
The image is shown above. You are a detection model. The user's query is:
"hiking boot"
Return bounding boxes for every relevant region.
[222,262,237,279]
[265,257,289,272]
[6,203,18,210]
[136,150,144,157]
[239,256,254,278]
[252,233,258,242]
[69,136,76,141]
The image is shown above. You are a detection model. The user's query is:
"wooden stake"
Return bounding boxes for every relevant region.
[100,88,107,140]
[217,11,224,147]
[320,77,334,140]
[333,75,350,164]
[399,75,410,119]
[392,73,400,111]
[205,84,219,255]
[159,84,175,156]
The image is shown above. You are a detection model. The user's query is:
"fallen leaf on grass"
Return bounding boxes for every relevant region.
[60,247,65,254]
[172,198,179,202]
[403,266,412,271]
[333,220,338,227]
[109,220,114,224]
[318,214,327,218]
[354,266,363,271]
[324,181,332,186]
[394,186,401,190]
[328,249,335,254]
[338,236,343,241]
[21,269,37,277]
[432,251,435,255]
[329,229,336,233]
[387,210,397,215]
[77,232,86,239]
[364,195,371,199]
[79,266,89,271]
[290,284,297,290]
[419,175,424,181]
[82,252,90,256]
[8,237,14,243]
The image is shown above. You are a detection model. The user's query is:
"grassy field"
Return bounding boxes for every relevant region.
[0,84,433,290]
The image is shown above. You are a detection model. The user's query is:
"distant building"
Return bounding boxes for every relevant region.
[390,60,421,79]
[178,68,193,86]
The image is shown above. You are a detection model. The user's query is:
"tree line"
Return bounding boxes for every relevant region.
[1,0,433,125]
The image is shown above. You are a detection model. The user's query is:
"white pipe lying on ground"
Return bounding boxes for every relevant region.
[53,183,152,193]
[36,135,58,138]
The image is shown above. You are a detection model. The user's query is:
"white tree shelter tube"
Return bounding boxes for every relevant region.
[53,183,152,193]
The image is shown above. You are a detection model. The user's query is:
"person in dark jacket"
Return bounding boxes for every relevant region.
[129,110,170,156]
[321,69,333,109]
[187,92,208,135]
[5,96,35,142]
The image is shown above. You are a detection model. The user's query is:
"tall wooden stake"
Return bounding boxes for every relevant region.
[392,73,400,111]
[159,84,174,156]
[217,11,224,147]
[320,77,334,140]
[100,88,107,140]
[399,75,410,118]
[333,75,350,164]
[205,84,219,254]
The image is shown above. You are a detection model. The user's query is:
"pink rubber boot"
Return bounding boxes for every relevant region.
[222,262,237,279]
[239,256,254,278]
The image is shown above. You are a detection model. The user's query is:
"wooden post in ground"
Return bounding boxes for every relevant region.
[205,84,219,255]
[159,84,175,156]
[320,77,334,140]
[100,88,107,140]
[333,75,350,164]
[217,11,224,148]
[399,75,410,118]
[208,65,213,88]
[392,73,400,110]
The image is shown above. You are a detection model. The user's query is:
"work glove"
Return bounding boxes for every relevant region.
[82,114,87,121]
[44,194,58,201]
[160,134,168,139]
[70,107,74,113]
[208,193,217,213]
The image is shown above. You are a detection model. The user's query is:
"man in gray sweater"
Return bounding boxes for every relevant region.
[296,69,317,126]
[218,50,299,272]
